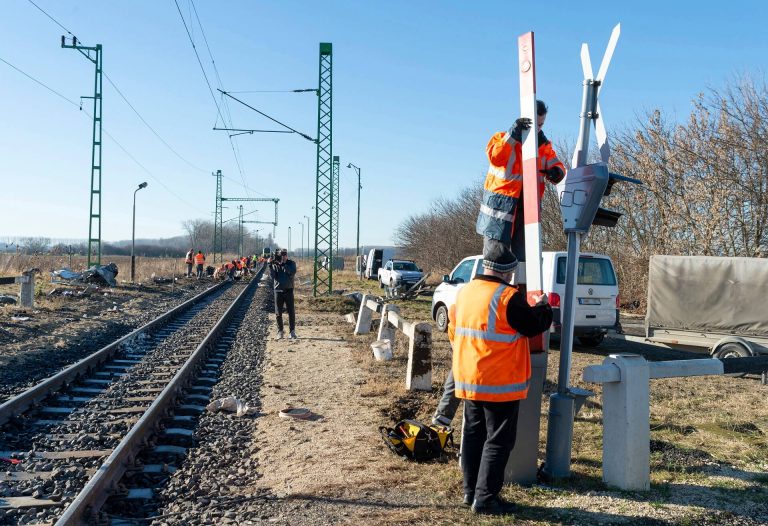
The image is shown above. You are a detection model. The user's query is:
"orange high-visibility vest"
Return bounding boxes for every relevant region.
[449,279,531,402]
[194,253,205,265]
[476,131,564,241]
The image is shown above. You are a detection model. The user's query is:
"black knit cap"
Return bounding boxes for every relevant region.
[482,239,519,273]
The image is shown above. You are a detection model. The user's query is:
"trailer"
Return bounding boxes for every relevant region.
[607,255,768,383]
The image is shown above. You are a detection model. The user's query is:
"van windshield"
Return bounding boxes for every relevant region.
[556,257,616,285]
[393,262,419,271]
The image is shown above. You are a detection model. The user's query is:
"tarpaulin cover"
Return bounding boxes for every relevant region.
[646,255,768,336]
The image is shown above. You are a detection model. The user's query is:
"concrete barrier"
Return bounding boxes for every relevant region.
[583,353,728,491]
[353,295,432,391]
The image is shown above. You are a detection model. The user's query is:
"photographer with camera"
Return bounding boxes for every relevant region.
[269,248,297,340]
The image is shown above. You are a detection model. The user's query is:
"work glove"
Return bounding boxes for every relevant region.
[539,166,565,184]
[509,117,532,142]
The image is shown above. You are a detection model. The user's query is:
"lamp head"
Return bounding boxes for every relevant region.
[347,163,352,168]
[138,182,148,189]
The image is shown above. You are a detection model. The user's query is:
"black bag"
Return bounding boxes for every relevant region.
[380,419,453,461]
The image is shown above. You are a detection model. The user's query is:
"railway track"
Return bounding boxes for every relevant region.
[0,266,266,525]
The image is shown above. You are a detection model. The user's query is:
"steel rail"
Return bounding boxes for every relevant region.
[56,265,265,525]
[0,281,228,427]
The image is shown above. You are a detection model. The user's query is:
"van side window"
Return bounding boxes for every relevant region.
[452,259,476,284]
[556,257,617,286]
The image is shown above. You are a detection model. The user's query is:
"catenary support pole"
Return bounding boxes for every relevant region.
[62,36,102,267]
[313,42,333,295]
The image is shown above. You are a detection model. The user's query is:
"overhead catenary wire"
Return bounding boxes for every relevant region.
[189,0,254,201]
[0,54,203,215]
[104,74,208,173]
[25,0,270,213]
[26,0,210,176]
[177,0,270,204]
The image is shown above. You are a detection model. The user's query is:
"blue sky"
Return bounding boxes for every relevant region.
[1,1,766,250]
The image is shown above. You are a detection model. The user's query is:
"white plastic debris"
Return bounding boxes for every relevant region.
[206,396,258,417]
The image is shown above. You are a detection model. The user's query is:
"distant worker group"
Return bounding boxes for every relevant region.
[183,249,262,281]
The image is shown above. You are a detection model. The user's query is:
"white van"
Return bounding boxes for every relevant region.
[363,248,395,280]
[430,251,620,347]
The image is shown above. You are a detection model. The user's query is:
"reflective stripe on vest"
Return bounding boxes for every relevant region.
[455,379,530,395]
[453,284,523,344]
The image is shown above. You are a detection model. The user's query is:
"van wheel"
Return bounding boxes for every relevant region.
[578,334,604,347]
[435,305,449,333]
[714,343,751,377]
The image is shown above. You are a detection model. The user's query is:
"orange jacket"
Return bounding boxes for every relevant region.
[449,278,531,402]
[194,253,205,265]
[476,130,564,241]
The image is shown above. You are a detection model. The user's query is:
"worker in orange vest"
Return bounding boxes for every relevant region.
[184,249,194,277]
[194,251,206,279]
[476,100,565,263]
[450,243,552,515]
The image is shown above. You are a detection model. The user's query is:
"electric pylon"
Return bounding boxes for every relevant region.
[213,170,223,263]
[62,36,102,267]
[313,43,333,296]
[332,155,340,263]
[238,205,244,256]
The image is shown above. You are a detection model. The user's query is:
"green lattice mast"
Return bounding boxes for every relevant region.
[332,155,340,263]
[212,170,223,263]
[313,43,333,296]
[62,36,102,267]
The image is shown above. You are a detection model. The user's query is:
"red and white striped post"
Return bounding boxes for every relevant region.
[518,31,548,352]
[504,31,550,486]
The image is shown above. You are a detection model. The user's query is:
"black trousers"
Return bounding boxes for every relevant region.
[274,289,295,332]
[461,399,520,505]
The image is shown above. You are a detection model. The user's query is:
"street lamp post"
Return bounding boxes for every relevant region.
[347,163,362,279]
[288,226,292,253]
[304,213,311,261]
[299,222,305,260]
[131,182,148,282]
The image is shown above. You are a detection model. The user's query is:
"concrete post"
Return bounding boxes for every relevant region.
[602,354,650,490]
[405,322,432,391]
[17,274,34,308]
[354,294,373,335]
[505,350,548,485]
[377,304,399,345]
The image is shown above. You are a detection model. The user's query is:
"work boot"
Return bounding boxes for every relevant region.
[462,492,474,507]
[471,496,518,515]
[289,331,298,340]
[432,415,452,428]
[276,331,284,340]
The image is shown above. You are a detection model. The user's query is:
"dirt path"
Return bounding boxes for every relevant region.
[251,283,445,525]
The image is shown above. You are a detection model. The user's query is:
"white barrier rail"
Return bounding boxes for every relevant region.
[353,294,432,391]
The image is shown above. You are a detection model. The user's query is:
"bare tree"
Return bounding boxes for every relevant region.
[20,237,51,254]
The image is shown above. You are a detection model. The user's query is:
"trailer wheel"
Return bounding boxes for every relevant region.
[714,343,751,378]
